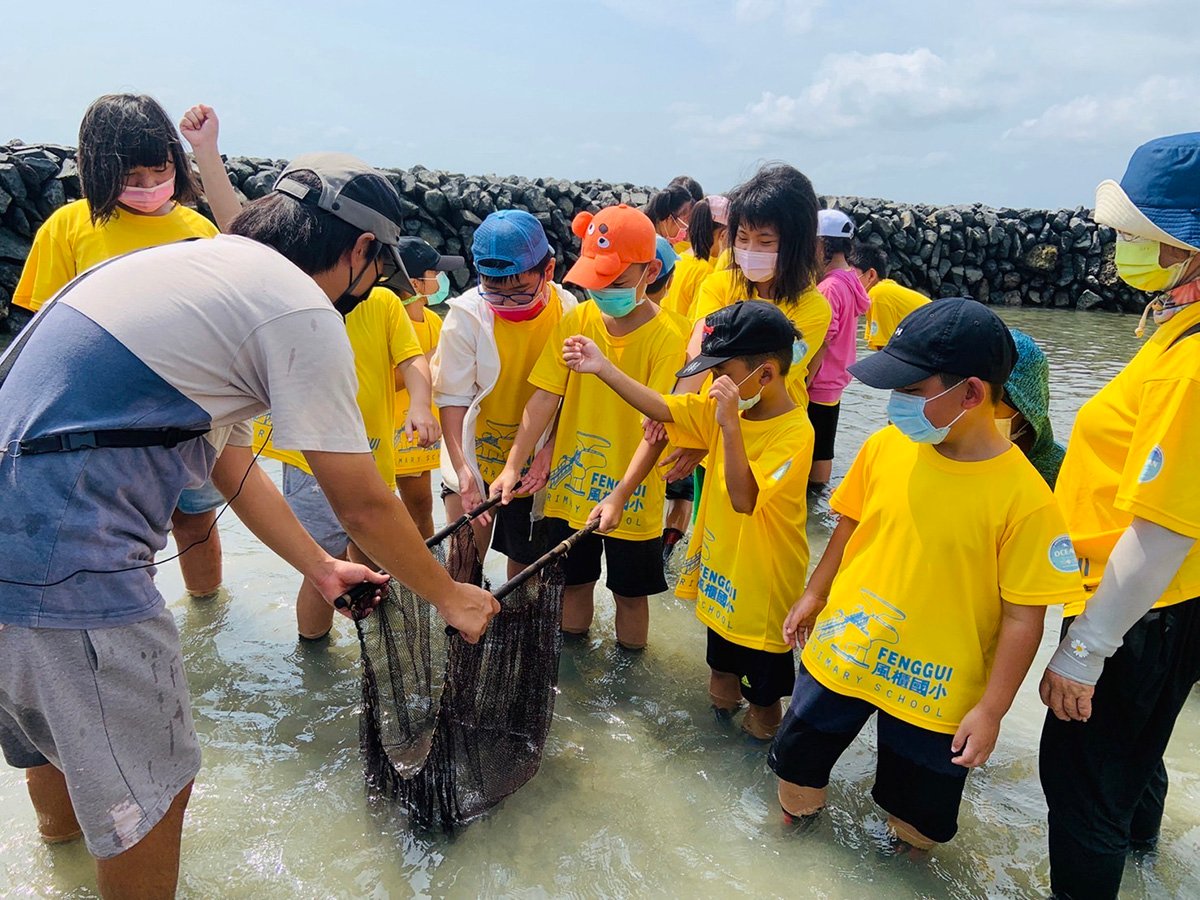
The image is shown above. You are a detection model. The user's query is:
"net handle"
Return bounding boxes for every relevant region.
[424,485,520,549]
[493,520,600,604]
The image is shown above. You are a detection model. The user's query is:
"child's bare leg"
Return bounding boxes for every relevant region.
[613,593,648,649]
[25,764,81,843]
[743,699,784,740]
[396,473,434,540]
[709,669,742,711]
[778,779,827,818]
[887,815,937,851]
[562,583,596,635]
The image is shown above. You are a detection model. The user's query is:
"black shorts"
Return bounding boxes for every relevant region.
[665,476,694,502]
[768,662,969,844]
[807,401,841,463]
[706,629,795,706]
[439,483,549,566]
[544,517,667,598]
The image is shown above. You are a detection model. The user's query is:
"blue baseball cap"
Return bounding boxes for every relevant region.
[471,210,551,277]
[654,235,680,277]
[1095,132,1200,252]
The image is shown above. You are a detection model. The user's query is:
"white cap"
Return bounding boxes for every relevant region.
[818,209,855,239]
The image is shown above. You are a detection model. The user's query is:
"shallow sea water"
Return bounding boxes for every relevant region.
[1,308,1198,898]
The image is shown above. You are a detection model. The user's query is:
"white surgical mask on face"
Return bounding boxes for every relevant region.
[735,364,765,411]
[734,248,777,283]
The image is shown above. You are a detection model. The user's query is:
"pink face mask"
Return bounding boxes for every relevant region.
[118,176,175,213]
[489,292,548,323]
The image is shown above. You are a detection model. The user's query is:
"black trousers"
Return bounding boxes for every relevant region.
[1039,597,1200,899]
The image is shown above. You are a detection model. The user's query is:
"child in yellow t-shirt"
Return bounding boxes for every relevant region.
[251,279,438,640]
[768,299,1086,852]
[389,238,465,538]
[492,205,690,650]
[849,244,931,351]
[564,301,814,739]
[12,94,225,600]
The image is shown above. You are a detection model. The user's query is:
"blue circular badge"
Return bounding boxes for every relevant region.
[1138,446,1164,484]
[1051,540,1080,573]
[1048,535,1079,574]
[792,339,808,365]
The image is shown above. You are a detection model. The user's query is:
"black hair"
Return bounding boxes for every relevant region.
[687,199,721,262]
[646,184,694,225]
[937,371,1005,404]
[726,163,821,306]
[740,345,794,377]
[648,266,675,297]
[821,235,854,263]
[228,170,364,275]
[78,93,201,225]
[479,249,554,287]
[849,243,889,278]
[668,175,704,202]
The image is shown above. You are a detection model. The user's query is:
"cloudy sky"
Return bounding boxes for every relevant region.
[2,0,1195,209]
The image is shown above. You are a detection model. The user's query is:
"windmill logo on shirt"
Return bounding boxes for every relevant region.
[549,432,612,498]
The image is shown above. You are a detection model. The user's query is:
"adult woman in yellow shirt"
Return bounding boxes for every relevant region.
[12,94,226,601]
[1038,134,1200,900]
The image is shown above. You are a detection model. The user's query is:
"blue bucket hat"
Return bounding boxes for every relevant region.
[1094,132,1200,252]
[471,210,551,278]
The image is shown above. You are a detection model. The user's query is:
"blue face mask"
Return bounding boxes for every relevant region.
[887,379,966,444]
[588,286,642,317]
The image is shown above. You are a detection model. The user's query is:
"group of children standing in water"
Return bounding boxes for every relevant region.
[9,92,1200,899]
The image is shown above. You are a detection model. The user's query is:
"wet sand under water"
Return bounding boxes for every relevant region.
[1,308,1198,898]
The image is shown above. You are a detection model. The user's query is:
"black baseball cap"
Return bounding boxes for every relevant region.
[396,237,465,277]
[676,300,799,378]
[848,297,1016,389]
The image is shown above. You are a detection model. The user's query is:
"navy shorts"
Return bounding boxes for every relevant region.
[768,662,969,843]
[706,629,795,706]
[665,476,694,502]
[544,517,667,598]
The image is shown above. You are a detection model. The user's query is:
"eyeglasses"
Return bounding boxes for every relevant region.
[479,275,546,307]
[374,245,406,287]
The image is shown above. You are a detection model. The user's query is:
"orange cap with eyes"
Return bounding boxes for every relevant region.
[564,204,657,289]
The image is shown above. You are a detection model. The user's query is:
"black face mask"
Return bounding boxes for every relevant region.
[333,247,381,318]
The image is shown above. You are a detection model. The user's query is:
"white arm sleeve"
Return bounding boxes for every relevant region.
[1047,517,1195,684]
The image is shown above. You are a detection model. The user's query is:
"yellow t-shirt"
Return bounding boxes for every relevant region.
[530,301,691,540]
[864,279,932,350]
[693,269,832,406]
[665,394,814,652]
[661,251,713,320]
[803,426,1086,733]
[1055,302,1200,615]
[252,287,423,488]
[13,199,218,311]
[394,307,444,477]
[475,285,567,486]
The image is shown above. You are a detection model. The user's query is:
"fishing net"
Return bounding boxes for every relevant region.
[349,504,591,831]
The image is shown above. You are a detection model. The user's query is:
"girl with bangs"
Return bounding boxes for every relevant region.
[690,163,831,408]
[11,94,226,604]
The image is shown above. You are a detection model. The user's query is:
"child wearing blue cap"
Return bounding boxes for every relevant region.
[433,210,576,576]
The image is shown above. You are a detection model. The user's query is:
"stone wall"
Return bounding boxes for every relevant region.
[0,141,1144,323]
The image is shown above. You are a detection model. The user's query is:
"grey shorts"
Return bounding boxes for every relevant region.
[282,463,349,557]
[176,479,225,516]
[0,607,201,859]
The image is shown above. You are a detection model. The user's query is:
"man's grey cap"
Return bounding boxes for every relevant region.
[274,152,413,294]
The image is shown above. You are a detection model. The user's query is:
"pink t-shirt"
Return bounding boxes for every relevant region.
[810,267,871,405]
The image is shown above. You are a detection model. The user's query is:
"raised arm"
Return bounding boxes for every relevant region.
[179,104,243,232]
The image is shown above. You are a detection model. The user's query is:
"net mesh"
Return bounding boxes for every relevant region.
[353,522,565,831]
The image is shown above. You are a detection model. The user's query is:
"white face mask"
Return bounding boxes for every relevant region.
[735,364,765,411]
[995,415,1028,442]
[734,248,778,283]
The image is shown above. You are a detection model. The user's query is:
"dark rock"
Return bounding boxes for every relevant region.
[1077,289,1105,311]
[1021,244,1059,273]
[5,205,31,238]
[0,229,31,261]
[1003,290,1023,307]
[0,163,26,202]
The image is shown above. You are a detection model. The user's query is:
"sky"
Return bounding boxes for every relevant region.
[2,0,1196,210]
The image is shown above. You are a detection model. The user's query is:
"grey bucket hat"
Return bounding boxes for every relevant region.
[274,152,414,294]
